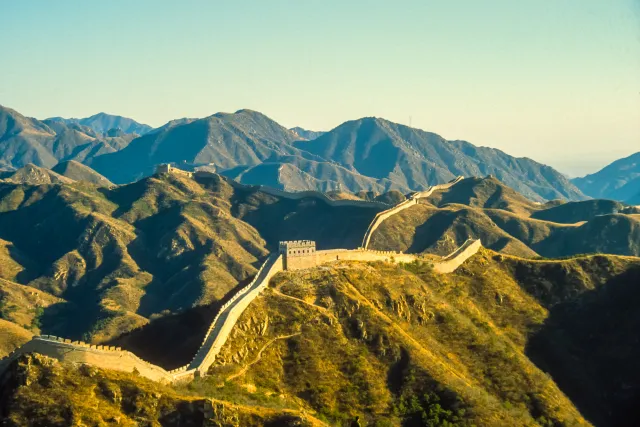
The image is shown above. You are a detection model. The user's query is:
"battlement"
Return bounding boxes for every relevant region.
[279,240,316,256]
[156,164,193,178]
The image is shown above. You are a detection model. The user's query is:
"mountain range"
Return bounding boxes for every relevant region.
[572,151,640,204]
[1,104,591,202]
[47,112,153,136]
[0,106,138,171]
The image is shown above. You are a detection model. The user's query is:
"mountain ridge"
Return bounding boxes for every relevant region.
[47,112,153,135]
[572,151,640,202]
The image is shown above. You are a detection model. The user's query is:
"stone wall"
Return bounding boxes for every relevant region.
[0,255,286,383]
[361,176,464,249]
[432,239,482,273]
[282,242,480,271]
[187,254,284,376]
[0,336,173,383]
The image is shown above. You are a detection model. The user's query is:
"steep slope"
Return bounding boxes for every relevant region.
[572,151,640,201]
[52,160,114,186]
[195,173,379,250]
[39,119,117,162]
[90,110,311,184]
[0,320,32,358]
[0,164,75,185]
[48,112,153,135]
[370,203,540,257]
[0,105,130,170]
[295,117,586,201]
[0,105,57,169]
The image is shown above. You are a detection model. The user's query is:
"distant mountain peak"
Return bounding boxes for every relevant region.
[44,112,153,136]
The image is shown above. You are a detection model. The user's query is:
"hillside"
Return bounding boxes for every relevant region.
[122,249,639,426]
[51,160,114,186]
[47,112,153,135]
[572,151,640,201]
[0,174,269,342]
[0,164,75,185]
[7,249,640,425]
[295,117,586,202]
[369,177,640,258]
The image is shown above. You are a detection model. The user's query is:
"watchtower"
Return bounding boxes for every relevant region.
[279,240,317,270]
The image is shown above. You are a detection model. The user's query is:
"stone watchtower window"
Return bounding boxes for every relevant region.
[279,241,317,267]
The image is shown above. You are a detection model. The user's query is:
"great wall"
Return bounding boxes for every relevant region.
[0,168,481,384]
[361,176,464,249]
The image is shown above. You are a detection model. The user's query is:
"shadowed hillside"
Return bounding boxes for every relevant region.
[0,174,269,342]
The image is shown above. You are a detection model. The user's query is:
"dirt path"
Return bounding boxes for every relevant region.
[225,332,301,382]
[271,289,339,322]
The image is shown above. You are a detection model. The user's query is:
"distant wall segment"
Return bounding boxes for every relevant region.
[361,176,464,249]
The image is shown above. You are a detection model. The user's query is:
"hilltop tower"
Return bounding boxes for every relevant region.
[279,240,317,270]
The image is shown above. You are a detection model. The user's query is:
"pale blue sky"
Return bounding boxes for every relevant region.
[1,0,638,176]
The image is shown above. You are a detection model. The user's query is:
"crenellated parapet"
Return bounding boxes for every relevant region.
[156,164,194,178]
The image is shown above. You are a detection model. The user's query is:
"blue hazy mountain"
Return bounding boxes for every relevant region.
[290,126,325,140]
[572,152,640,203]
[2,104,589,201]
[294,117,586,202]
[47,112,153,136]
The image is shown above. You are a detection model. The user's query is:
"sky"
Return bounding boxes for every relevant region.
[1,0,638,177]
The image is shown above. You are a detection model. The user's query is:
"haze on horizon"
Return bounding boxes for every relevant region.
[1,0,638,177]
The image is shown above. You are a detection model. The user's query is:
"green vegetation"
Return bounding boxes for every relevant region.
[1,171,639,426]
[0,353,322,426]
